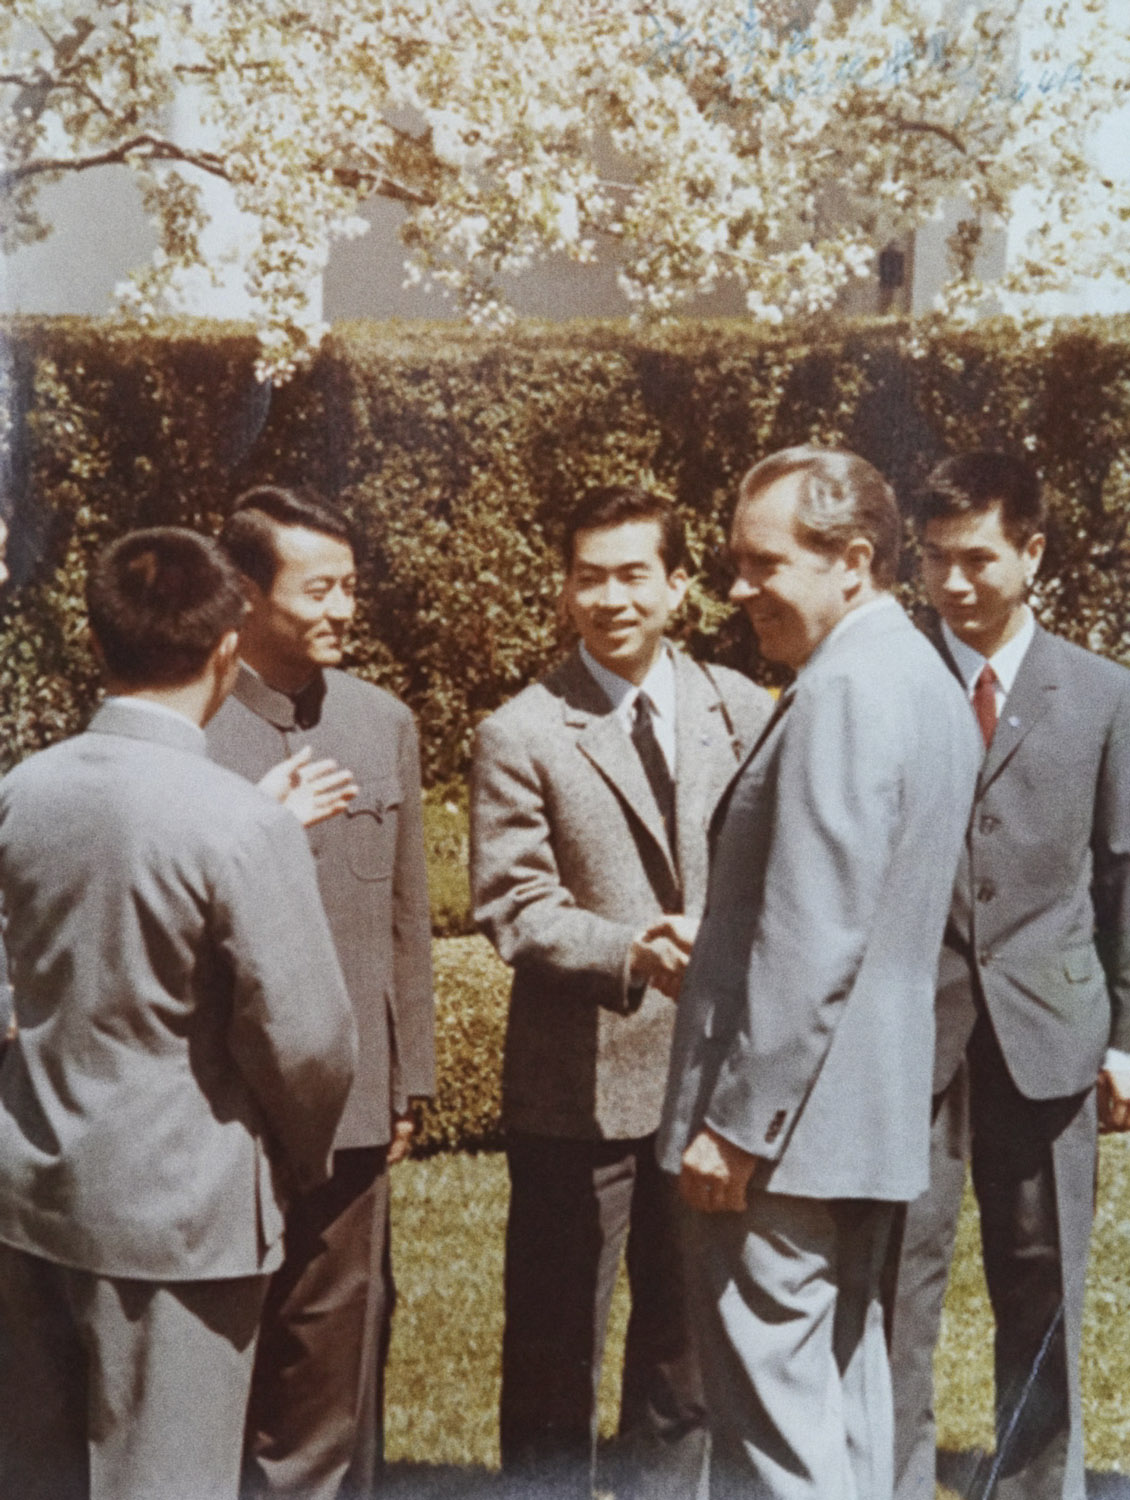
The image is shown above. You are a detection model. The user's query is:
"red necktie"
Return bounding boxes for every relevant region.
[972,663,998,747]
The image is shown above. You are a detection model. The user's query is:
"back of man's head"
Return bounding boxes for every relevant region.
[220,485,355,592]
[87,528,246,688]
[913,451,1045,546]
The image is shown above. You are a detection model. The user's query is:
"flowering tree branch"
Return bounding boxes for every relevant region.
[3,0,1128,378]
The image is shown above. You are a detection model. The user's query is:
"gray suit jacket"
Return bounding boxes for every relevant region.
[471,645,773,1140]
[658,602,982,1201]
[207,666,436,1149]
[931,623,1130,1099]
[0,699,356,1281]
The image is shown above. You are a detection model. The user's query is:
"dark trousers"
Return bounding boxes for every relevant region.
[890,1018,1095,1500]
[500,1132,706,1499]
[243,1146,392,1500]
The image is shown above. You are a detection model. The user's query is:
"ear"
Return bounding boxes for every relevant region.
[213,628,242,676]
[1023,531,1046,585]
[842,536,875,587]
[665,565,690,612]
[239,572,266,610]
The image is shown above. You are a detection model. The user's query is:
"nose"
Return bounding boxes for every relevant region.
[596,577,629,609]
[729,574,755,603]
[940,563,971,594]
[326,585,356,620]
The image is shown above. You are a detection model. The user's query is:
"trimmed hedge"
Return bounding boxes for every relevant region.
[3,314,1130,783]
[416,934,508,1154]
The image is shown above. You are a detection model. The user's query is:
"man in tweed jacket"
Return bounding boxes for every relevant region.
[471,485,772,1498]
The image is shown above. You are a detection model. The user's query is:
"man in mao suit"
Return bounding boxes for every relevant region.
[0,528,356,1500]
[206,484,435,1500]
[889,452,1130,1500]
[471,485,772,1498]
[658,447,981,1500]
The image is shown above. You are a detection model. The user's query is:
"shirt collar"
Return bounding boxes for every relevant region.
[103,695,203,734]
[940,607,1035,696]
[579,641,676,726]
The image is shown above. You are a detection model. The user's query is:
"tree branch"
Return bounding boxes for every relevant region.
[887,114,967,155]
[1,134,231,188]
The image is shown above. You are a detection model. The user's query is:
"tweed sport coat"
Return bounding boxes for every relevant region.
[930,622,1130,1101]
[0,699,356,1281]
[207,665,435,1150]
[658,602,982,1201]
[471,645,772,1141]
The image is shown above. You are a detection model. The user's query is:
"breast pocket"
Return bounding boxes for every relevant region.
[344,776,401,881]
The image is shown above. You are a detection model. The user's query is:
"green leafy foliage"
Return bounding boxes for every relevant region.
[3,314,1130,783]
[423,788,473,938]
[415,935,509,1155]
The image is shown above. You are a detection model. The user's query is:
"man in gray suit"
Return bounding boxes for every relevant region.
[658,447,981,1500]
[889,452,1130,1500]
[0,528,356,1500]
[207,484,435,1500]
[471,484,772,1498]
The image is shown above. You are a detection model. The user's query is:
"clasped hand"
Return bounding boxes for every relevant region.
[629,915,699,999]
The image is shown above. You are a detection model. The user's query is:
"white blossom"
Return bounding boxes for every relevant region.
[2,0,1128,378]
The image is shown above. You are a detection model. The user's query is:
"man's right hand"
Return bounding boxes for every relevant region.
[258,746,359,828]
[629,916,699,1000]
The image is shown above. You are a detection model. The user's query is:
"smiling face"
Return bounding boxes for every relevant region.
[728,474,869,670]
[920,502,1044,658]
[562,518,688,685]
[239,523,357,692]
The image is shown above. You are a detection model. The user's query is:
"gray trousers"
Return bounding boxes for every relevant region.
[0,1242,266,1500]
[889,1022,1096,1500]
[685,1190,898,1500]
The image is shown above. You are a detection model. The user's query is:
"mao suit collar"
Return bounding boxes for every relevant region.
[230,662,326,732]
[88,697,207,757]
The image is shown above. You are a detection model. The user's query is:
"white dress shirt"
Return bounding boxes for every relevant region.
[580,642,677,776]
[940,607,1035,714]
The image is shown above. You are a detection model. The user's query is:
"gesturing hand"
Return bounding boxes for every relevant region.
[259,746,359,828]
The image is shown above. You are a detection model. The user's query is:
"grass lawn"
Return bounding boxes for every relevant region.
[383,1140,1130,1498]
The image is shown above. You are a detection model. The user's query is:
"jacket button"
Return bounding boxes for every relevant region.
[976,881,996,902]
[979,950,994,966]
[979,813,999,834]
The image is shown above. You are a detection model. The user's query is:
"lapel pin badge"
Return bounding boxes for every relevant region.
[1007,715,1021,728]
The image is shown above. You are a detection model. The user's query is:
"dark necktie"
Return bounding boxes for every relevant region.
[972,663,998,747]
[631,692,676,849]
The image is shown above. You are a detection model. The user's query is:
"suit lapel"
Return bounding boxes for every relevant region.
[709,684,796,845]
[977,627,1059,794]
[672,654,745,893]
[558,652,679,887]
